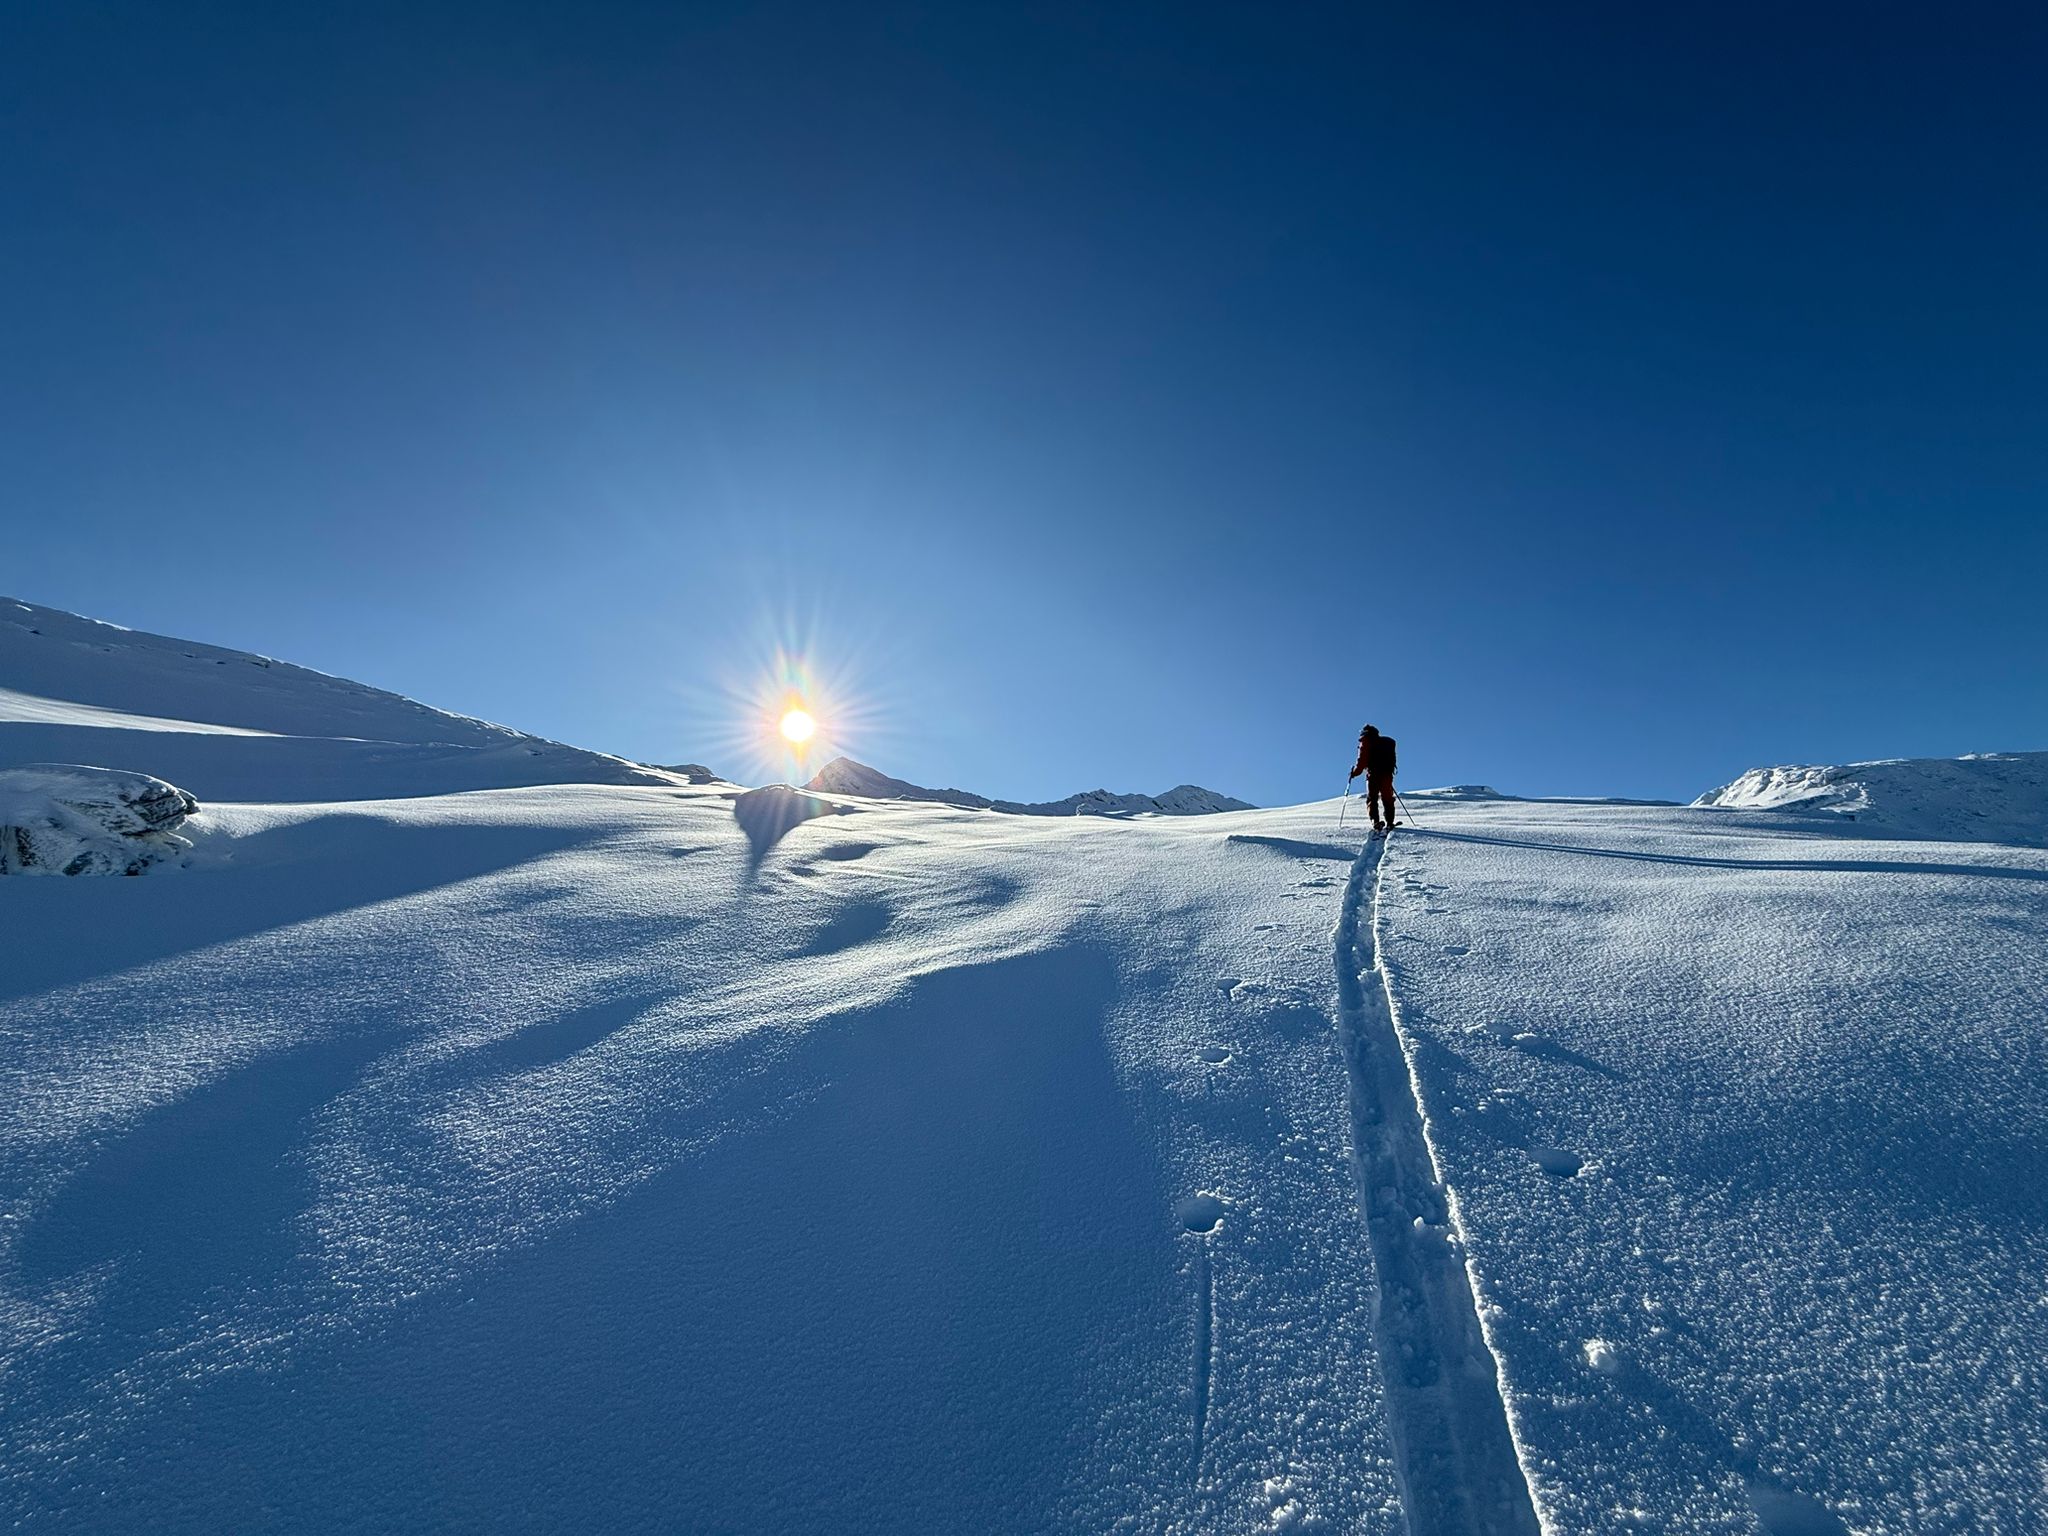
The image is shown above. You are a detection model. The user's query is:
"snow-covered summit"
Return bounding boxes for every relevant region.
[1695,749,2048,845]
[0,598,678,803]
[1144,784,1257,815]
[804,755,1253,816]
[804,756,992,809]
[1044,783,1254,816]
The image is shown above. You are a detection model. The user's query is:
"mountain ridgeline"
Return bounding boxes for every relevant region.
[804,756,1254,817]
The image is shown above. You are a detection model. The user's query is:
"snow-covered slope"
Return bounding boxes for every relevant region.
[1,784,1408,1534]
[1696,750,2048,846]
[0,598,676,802]
[2,613,2043,1535]
[1373,799,2047,1533]
[644,761,724,784]
[805,754,1254,815]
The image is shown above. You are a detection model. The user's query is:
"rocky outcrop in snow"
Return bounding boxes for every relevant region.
[1695,750,2048,845]
[0,764,199,875]
[803,756,1253,816]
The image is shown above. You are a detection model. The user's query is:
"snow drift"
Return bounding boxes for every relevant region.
[1696,749,2048,845]
[0,764,198,875]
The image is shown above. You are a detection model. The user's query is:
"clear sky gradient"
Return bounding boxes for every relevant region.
[6,3,2045,804]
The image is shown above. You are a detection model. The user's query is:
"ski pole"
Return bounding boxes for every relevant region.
[1396,789,1423,827]
[1337,776,1354,830]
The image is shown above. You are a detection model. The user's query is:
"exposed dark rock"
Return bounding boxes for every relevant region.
[0,764,200,876]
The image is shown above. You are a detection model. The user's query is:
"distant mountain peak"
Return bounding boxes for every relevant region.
[803,756,1252,817]
[804,756,993,809]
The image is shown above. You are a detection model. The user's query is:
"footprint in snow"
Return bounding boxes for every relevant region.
[1442,944,1470,956]
[812,841,879,863]
[1177,1193,1227,1234]
[1532,1147,1584,1178]
[795,899,893,958]
[1745,1484,1850,1536]
[1195,1046,1233,1066]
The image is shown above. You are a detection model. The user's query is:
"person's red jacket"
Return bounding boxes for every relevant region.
[1352,731,1397,781]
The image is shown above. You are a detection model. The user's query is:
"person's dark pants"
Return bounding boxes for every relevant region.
[1368,774,1395,827]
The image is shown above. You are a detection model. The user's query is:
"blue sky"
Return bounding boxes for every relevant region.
[6,3,2045,804]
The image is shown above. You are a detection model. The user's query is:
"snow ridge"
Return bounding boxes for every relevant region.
[1694,749,2048,845]
[0,597,677,802]
[1333,835,1541,1536]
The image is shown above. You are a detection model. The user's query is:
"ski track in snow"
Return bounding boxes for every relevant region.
[1334,833,1542,1536]
[1191,1234,1214,1476]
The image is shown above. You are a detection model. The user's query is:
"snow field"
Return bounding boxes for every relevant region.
[5,594,2044,1532]
[2,785,1413,1533]
[1374,799,2048,1534]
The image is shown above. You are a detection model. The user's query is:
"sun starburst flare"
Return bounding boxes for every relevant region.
[669,601,902,789]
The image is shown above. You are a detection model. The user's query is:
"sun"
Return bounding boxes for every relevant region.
[690,627,885,783]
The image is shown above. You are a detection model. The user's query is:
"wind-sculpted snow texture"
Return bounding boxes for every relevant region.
[0,780,1407,1533]
[1377,798,2048,1533]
